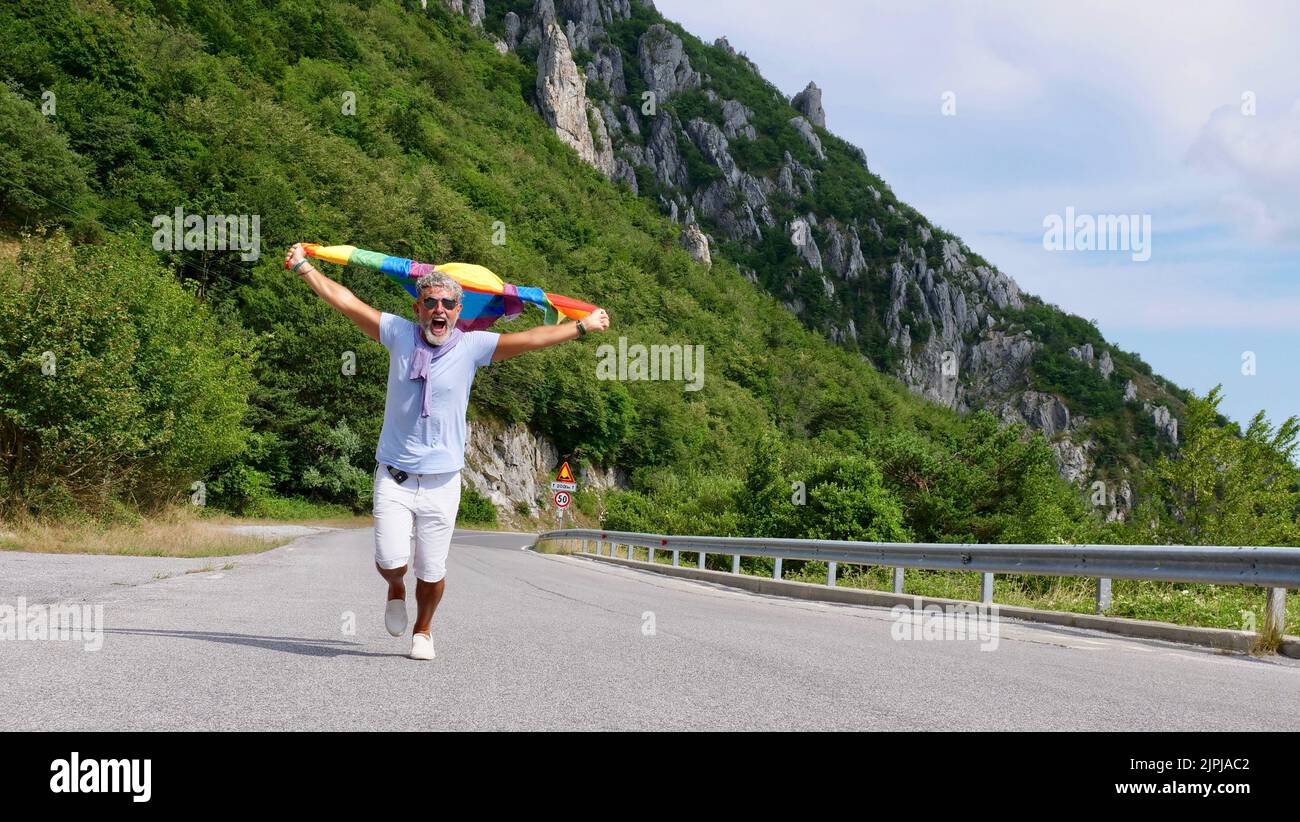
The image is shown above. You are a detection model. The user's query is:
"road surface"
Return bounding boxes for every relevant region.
[2,527,1297,730]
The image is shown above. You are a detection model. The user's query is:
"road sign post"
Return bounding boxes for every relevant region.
[551,462,576,528]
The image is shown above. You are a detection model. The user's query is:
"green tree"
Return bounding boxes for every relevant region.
[0,233,255,515]
[1129,386,1300,546]
[0,86,95,231]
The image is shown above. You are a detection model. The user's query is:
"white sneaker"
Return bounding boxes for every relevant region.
[410,632,435,660]
[384,599,407,637]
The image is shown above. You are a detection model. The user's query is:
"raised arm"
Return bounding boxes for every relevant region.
[492,308,610,361]
[285,243,381,342]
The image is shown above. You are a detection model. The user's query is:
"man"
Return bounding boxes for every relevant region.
[284,242,610,660]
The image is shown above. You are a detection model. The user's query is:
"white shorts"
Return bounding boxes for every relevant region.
[372,464,462,583]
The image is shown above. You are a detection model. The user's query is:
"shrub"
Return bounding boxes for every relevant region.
[0,233,255,516]
[458,486,498,524]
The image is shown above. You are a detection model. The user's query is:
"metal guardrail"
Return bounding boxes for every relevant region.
[534,528,1297,634]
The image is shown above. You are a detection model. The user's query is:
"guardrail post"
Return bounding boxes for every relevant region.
[732,554,740,574]
[773,557,783,580]
[625,544,633,560]
[981,572,994,604]
[1096,578,1112,614]
[1265,587,1287,636]
[646,545,653,562]
[699,551,706,570]
[827,562,837,587]
[893,567,904,594]
[672,549,679,567]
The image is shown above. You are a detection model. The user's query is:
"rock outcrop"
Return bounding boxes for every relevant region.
[791,81,825,127]
[777,150,816,196]
[823,219,866,280]
[1015,391,1071,438]
[685,118,738,182]
[1052,437,1093,485]
[644,111,689,189]
[789,116,825,160]
[680,117,775,240]
[559,0,602,50]
[1104,479,1133,522]
[523,0,558,47]
[465,419,626,521]
[1098,349,1114,379]
[504,11,521,49]
[536,23,613,177]
[720,98,756,140]
[886,240,1026,410]
[966,331,1037,398]
[1144,402,1179,444]
[588,104,616,177]
[586,45,626,97]
[681,217,711,267]
[788,216,822,271]
[638,24,699,99]
[440,0,485,27]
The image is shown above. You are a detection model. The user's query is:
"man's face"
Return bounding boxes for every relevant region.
[416,287,461,345]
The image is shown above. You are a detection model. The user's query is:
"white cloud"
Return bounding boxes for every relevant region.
[1186,100,1300,242]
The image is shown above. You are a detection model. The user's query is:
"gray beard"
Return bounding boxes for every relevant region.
[423,325,450,346]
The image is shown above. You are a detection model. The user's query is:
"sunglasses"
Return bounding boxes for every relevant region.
[422,296,459,311]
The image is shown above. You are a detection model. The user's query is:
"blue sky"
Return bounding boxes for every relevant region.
[655,0,1300,431]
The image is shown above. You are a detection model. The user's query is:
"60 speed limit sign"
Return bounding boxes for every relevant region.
[553,490,571,509]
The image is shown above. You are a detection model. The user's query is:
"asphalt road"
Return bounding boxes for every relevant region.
[2,527,1298,731]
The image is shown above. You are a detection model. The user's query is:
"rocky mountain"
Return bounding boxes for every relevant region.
[463,0,1186,519]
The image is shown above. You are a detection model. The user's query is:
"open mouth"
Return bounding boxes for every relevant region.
[429,316,449,335]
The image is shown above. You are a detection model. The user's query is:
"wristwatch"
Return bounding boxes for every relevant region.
[575,320,587,336]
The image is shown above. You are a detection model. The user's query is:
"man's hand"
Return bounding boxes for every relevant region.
[284,243,307,271]
[583,308,611,333]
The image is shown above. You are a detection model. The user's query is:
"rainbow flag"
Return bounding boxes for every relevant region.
[302,244,596,332]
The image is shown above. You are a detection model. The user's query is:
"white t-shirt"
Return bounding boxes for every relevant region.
[374,313,499,473]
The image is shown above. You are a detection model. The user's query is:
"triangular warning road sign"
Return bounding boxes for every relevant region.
[555,461,575,483]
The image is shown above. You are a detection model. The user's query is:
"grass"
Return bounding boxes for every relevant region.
[453,519,512,532]
[784,563,1300,637]
[0,506,360,558]
[220,495,369,524]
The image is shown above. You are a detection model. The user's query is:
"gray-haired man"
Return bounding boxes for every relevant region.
[285,243,610,659]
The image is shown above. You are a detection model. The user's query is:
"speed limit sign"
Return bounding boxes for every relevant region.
[553,490,571,509]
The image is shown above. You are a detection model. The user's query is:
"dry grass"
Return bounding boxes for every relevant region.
[0,507,365,558]
[533,537,581,555]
